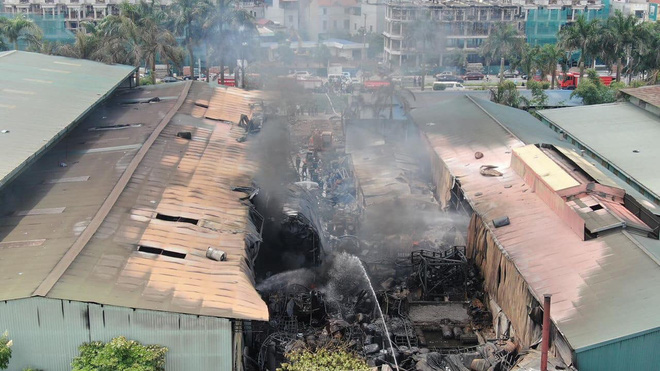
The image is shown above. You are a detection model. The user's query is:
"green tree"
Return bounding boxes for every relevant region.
[103,1,183,84]
[558,15,599,79]
[491,80,521,108]
[58,24,101,60]
[0,14,42,51]
[203,0,254,84]
[537,43,564,89]
[601,10,638,82]
[278,347,369,371]
[71,336,167,371]
[526,80,549,108]
[482,23,523,83]
[172,0,207,69]
[0,331,12,370]
[629,20,660,84]
[570,69,617,105]
[517,43,540,82]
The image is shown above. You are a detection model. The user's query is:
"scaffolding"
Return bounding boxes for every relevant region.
[525,0,611,46]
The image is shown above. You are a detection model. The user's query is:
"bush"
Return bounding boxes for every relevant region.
[139,77,154,86]
[571,69,617,105]
[278,344,369,371]
[0,331,11,370]
[491,80,521,107]
[71,336,167,371]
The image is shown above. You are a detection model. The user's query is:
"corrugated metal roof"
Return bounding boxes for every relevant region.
[621,85,660,109]
[0,81,268,321]
[411,95,660,352]
[0,51,136,190]
[537,103,660,202]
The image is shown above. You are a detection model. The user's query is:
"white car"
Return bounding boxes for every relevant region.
[293,71,311,79]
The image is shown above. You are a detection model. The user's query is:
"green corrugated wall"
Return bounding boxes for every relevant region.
[576,329,660,371]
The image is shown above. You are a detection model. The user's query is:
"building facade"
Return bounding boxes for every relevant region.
[383,1,523,68]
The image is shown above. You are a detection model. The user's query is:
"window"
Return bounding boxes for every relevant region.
[333,20,337,29]
[323,20,327,30]
[322,7,327,15]
[344,19,349,29]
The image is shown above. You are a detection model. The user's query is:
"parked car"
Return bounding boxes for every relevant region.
[435,74,464,83]
[464,72,485,80]
[502,70,519,78]
[433,81,465,91]
[437,71,454,76]
[161,76,178,83]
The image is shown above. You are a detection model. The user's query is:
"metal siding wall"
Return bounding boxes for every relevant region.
[0,297,89,371]
[0,298,232,371]
[576,329,660,371]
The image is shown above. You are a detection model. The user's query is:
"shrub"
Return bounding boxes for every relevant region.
[71,336,167,371]
[0,331,11,370]
[278,344,370,371]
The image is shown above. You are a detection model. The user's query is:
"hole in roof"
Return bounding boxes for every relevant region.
[632,149,640,153]
[137,245,186,259]
[590,204,604,211]
[90,123,143,131]
[155,213,199,225]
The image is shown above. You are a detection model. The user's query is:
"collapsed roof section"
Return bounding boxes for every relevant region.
[0,81,269,321]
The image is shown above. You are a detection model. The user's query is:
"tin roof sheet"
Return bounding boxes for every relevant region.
[0,51,136,190]
[537,103,660,201]
[620,85,660,109]
[411,95,660,351]
[0,81,268,321]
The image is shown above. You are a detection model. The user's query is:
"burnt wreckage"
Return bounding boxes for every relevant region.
[247,112,525,371]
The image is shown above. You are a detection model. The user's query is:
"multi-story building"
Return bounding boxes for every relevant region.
[523,0,609,46]
[610,0,652,20]
[1,0,151,31]
[383,1,523,68]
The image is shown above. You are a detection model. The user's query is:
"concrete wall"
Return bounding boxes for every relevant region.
[0,297,233,371]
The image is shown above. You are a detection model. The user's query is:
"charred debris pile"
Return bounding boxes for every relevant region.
[246,111,527,371]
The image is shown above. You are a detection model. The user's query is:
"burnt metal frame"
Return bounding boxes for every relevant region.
[410,247,468,301]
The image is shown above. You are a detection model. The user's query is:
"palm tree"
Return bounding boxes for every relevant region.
[482,23,522,83]
[537,44,564,89]
[0,14,43,50]
[633,22,660,84]
[58,23,101,60]
[102,1,183,84]
[517,43,540,83]
[172,0,207,71]
[203,0,253,84]
[601,11,637,82]
[558,15,599,79]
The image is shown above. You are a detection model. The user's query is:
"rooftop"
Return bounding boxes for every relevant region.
[0,51,136,190]
[621,84,660,109]
[0,81,268,321]
[411,95,660,354]
[537,102,660,206]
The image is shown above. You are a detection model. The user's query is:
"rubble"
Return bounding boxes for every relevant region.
[248,108,524,371]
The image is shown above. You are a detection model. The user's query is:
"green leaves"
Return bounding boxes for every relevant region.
[71,336,167,371]
[0,331,12,370]
[278,346,370,371]
[570,69,617,105]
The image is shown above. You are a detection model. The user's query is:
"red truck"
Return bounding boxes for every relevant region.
[558,72,613,90]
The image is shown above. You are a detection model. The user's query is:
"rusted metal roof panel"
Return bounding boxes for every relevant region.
[0,51,136,190]
[621,85,660,109]
[412,95,660,352]
[0,81,268,321]
[47,83,268,321]
[0,83,183,302]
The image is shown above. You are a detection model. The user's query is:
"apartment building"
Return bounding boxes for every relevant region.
[383,1,523,68]
[523,0,609,45]
[2,0,164,30]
